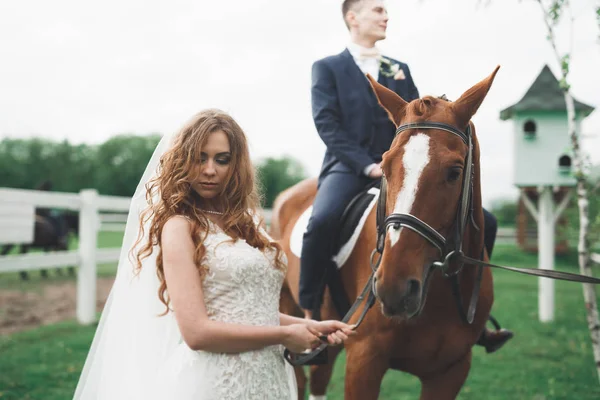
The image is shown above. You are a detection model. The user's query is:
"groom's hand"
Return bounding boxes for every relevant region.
[368,163,383,178]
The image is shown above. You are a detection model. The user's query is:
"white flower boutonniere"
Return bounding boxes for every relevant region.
[379,57,404,80]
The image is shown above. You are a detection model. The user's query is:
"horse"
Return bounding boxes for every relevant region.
[271,66,501,399]
[1,209,79,280]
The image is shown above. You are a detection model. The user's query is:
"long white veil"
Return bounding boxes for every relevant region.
[73,131,181,399]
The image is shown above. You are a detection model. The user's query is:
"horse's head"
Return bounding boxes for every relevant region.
[366,66,499,319]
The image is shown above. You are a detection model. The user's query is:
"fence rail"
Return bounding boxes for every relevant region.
[0,187,129,325]
[1,187,597,326]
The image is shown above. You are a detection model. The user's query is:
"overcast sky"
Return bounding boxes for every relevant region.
[1,0,599,207]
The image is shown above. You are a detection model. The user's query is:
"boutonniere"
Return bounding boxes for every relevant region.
[379,57,405,80]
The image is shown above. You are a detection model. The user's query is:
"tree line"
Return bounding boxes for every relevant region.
[0,135,308,208]
[3,134,596,234]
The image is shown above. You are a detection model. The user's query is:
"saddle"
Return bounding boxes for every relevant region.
[333,183,380,261]
[292,180,380,320]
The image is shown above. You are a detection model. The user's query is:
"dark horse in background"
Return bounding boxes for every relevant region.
[1,180,79,280]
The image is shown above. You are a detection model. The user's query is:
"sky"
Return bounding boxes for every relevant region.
[1,0,599,207]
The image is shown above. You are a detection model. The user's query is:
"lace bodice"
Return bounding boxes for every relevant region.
[201,222,284,327]
[191,221,292,400]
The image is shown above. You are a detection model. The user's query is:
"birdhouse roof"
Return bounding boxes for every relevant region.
[500,64,594,120]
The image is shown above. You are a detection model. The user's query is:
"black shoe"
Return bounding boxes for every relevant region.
[477,329,514,354]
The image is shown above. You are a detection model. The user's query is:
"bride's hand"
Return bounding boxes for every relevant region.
[308,320,356,346]
[282,324,321,353]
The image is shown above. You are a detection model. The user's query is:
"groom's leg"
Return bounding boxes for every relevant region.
[482,208,498,259]
[298,172,370,314]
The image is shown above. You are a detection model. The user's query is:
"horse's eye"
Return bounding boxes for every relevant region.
[446,167,462,183]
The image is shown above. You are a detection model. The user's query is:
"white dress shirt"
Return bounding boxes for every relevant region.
[347,41,381,81]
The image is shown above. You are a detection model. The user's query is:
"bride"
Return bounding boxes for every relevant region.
[73,109,355,399]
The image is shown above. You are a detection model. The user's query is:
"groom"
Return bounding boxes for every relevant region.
[299,0,513,354]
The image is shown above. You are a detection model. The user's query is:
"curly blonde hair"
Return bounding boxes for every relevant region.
[130,109,286,314]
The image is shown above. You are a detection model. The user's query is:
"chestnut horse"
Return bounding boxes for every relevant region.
[272,66,501,399]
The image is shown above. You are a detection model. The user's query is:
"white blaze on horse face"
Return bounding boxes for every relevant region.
[388,133,431,247]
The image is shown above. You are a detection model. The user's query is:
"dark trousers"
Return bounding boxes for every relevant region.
[298,172,499,311]
[483,208,498,259]
[299,172,371,310]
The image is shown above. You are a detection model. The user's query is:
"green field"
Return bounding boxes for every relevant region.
[1,241,600,399]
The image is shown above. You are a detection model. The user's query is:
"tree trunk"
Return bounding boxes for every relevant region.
[537,0,600,382]
[565,91,600,382]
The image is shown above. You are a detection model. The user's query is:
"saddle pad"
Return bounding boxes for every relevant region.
[290,187,380,268]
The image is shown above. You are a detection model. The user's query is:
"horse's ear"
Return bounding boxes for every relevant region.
[451,65,500,127]
[366,73,408,126]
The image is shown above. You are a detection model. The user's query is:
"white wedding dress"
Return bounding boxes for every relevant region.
[147,220,297,400]
[73,128,297,399]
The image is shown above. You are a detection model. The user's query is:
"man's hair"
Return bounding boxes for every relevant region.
[342,0,365,29]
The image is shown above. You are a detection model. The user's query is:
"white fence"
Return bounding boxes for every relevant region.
[1,187,598,327]
[0,188,130,325]
[0,188,274,326]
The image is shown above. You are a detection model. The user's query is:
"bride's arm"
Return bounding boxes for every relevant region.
[162,216,318,354]
[279,313,309,326]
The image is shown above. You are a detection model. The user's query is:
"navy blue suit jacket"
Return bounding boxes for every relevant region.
[311,49,420,179]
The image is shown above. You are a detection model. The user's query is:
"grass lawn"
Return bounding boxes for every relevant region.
[1,244,600,399]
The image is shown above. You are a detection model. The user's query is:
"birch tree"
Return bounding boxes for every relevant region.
[534,0,600,382]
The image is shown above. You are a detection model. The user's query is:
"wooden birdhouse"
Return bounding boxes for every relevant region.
[500,64,594,187]
[499,64,595,322]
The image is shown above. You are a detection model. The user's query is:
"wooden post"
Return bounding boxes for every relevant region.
[538,186,555,322]
[77,189,99,325]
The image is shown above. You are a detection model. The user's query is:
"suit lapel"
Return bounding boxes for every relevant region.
[377,70,396,95]
[340,49,377,108]
[341,49,363,82]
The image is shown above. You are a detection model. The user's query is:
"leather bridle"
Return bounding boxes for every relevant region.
[375,121,480,325]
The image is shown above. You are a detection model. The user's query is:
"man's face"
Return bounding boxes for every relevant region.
[349,0,389,42]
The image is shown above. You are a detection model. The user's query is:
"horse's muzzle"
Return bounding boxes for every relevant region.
[376,278,422,318]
